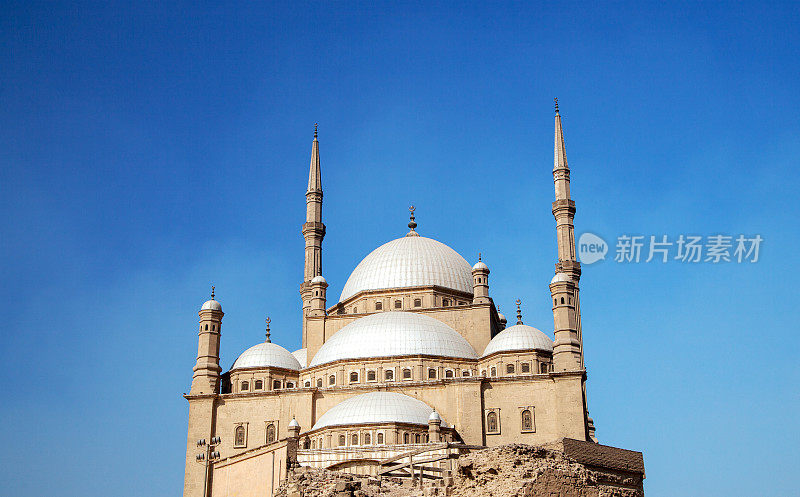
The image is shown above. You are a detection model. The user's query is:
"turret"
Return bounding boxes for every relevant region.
[190,286,224,395]
[428,410,442,442]
[300,124,325,345]
[550,272,581,370]
[309,275,328,317]
[288,417,301,439]
[472,253,490,304]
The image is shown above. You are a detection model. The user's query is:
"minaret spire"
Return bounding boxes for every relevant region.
[301,124,326,347]
[550,100,583,371]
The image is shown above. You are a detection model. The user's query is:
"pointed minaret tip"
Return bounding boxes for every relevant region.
[307,124,322,193]
[554,99,568,171]
[314,122,318,140]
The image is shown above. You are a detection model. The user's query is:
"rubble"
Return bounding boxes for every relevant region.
[275,444,644,497]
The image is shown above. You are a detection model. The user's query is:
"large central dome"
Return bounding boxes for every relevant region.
[339,235,473,302]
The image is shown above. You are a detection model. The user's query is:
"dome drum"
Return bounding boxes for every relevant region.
[329,285,474,317]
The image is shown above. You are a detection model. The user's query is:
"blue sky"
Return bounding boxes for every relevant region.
[1,2,798,495]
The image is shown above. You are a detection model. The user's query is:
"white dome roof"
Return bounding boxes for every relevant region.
[311,275,327,284]
[482,324,554,357]
[291,348,308,368]
[288,417,300,428]
[550,272,571,284]
[201,299,222,311]
[312,392,438,430]
[339,235,473,302]
[472,261,489,271]
[232,341,302,371]
[308,312,478,368]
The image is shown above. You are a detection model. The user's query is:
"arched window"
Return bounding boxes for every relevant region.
[403,433,410,444]
[377,432,384,444]
[352,307,357,313]
[403,368,412,379]
[266,424,276,443]
[317,378,323,388]
[481,370,486,376]
[339,434,346,446]
[375,301,382,310]
[394,299,402,309]
[241,381,249,391]
[487,412,498,433]
[462,370,471,377]
[385,369,394,381]
[351,433,359,445]
[445,369,454,378]
[349,371,359,383]
[310,439,315,449]
[428,368,436,379]
[561,297,565,304]
[205,324,208,330]
[442,298,450,307]
[212,324,215,331]
[254,379,263,390]
[521,362,530,373]
[329,374,336,385]
[490,367,497,377]
[415,433,421,443]
[414,298,422,307]
[273,380,281,390]
[286,381,295,388]
[521,409,533,432]
[364,433,371,444]
[367,370,376,381]
[540,362,549,373]
[305,381,311,388]
[235,425,246,446]
[506,364,515,374]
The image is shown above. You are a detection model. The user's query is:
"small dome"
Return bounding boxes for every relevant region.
[288,417,300,428]
[201,299,222,311]
[339,235,473,302]
[497,313,507,324]
[429,410,441,422]
[291,348,308,368]
[550,272,571,284]
[482,324,554,357]
[312,392,440,430]
[232,342,302,371]
[472,261,489,271]
[308,312,478,368]
[311,275,327,284]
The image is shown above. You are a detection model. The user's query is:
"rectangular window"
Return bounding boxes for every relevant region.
[521,363,530,373]
[414,298,422,307]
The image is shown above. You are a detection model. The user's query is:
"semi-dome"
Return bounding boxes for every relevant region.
[201,299,222,311]
[308,312,478,368]
[232,342,302,371]
[482,324,554,357]
[339,235,473,302]
[312,392,438,430]
[291,348,308,368]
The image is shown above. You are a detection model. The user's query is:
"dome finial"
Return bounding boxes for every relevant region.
[211,285,215,300]
[478,252,482,262]
[314,122,318,139]
[406,205,419,236]
[265,317,271,343]
[554,97,559,115]
[516,299,523,325]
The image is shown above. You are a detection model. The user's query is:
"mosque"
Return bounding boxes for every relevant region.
[183,103,601,496]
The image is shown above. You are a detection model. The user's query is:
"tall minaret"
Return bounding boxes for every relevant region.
[190,286,224,395]
[300,124,325,345]
[549,99,583,371]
